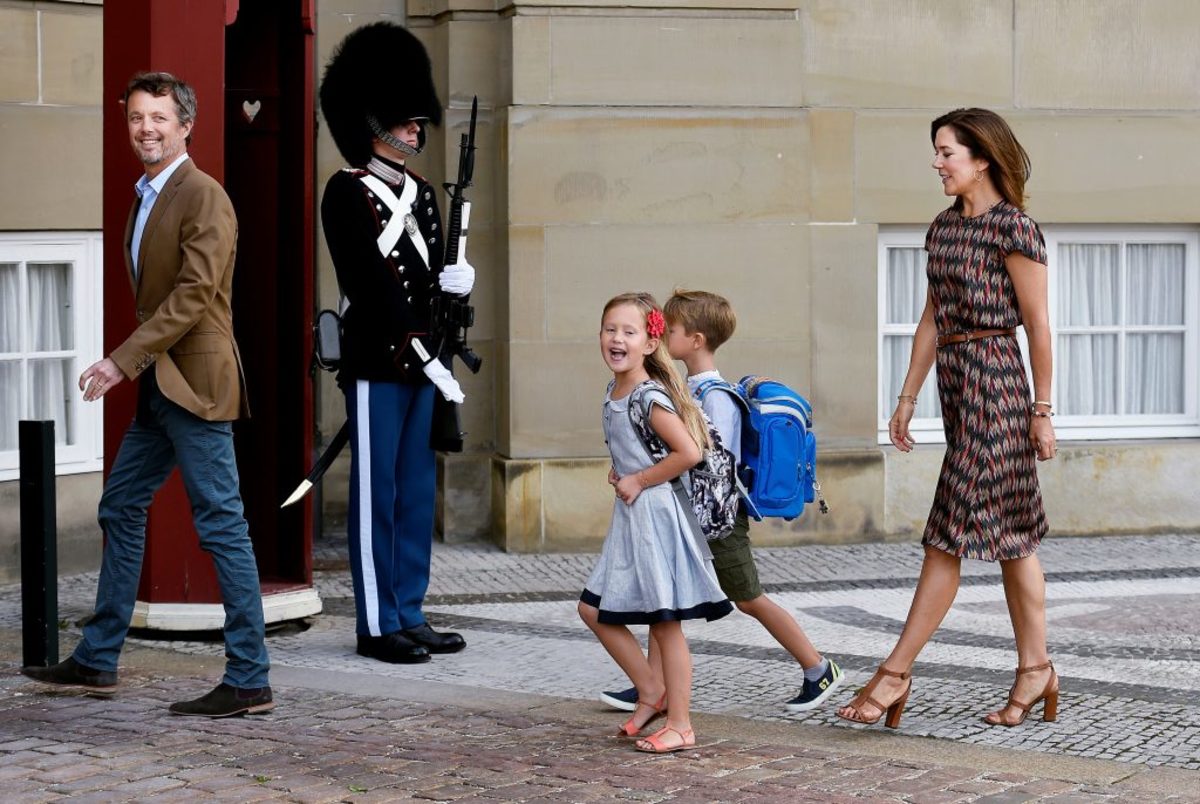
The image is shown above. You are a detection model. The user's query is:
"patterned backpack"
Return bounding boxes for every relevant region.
[626,380,739,541]
[695,375,829,521]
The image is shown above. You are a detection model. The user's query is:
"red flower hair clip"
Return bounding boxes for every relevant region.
[646,308,666,339]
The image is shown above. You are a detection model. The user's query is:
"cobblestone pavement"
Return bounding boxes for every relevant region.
[2,532,1199,801]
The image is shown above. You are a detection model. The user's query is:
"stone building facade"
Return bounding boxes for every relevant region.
[2,0,1198,581]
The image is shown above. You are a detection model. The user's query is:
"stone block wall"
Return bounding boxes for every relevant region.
[0,0,104,579]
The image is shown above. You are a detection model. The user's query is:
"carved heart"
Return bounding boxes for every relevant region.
[242,99,262,123]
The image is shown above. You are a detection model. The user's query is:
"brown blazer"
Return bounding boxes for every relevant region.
[110,158,250,421]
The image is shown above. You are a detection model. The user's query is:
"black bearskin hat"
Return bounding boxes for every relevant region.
[320,23,443,166]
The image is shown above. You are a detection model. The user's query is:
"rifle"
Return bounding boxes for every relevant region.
[428,96,482,452]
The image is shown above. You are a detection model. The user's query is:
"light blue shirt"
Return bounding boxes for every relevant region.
[131,152,190,277]
[688,369,743,464]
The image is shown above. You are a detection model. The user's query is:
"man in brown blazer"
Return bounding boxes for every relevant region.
[22,73,273,717]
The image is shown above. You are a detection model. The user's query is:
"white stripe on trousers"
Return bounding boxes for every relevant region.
[355,380,382,636]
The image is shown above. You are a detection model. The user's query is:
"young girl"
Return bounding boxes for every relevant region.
[578,292,733,753]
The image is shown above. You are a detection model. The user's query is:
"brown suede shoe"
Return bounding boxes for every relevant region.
[22,657,118,696]
[169,683,275,717]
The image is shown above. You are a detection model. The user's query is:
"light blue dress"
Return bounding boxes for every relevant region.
[580,382,732,625]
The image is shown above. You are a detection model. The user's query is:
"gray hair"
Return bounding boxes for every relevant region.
[123,72,198,142]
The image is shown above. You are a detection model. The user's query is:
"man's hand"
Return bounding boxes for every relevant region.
[79,358,126,402]
[422,358,465,403]
[438,260,475,296]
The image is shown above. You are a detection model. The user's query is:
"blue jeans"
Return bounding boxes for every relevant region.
[74,373,270,689]
[345,380,436,636]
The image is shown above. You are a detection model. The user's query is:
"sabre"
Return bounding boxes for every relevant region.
[281,422,349,508]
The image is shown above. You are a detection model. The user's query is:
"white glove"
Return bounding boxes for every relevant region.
[438,260,475,296]
[422,358,465,403]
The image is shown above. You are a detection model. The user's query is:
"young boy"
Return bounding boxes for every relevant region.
[599,289,842,714]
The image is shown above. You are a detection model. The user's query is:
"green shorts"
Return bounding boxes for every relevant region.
[709,510,762,602]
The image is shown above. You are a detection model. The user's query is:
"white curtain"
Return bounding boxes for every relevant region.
[1058,242,1185,417]
[1126,244,1185,415]
[27,262,74,446]
[0,263,18,451]
[885,248,941,419]
[1058,244,1119,415]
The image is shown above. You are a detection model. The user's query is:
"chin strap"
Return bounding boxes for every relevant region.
[367,115,423,157]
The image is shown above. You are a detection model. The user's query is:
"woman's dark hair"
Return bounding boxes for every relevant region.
[931,108,1031,210]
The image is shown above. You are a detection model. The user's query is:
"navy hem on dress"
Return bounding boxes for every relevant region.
[580,589,733,624]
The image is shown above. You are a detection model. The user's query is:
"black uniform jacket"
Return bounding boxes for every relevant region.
[321,165,445,386]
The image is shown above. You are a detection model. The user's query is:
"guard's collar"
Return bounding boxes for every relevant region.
[366,155,405,186]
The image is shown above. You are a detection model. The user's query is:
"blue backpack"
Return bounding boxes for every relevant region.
[695,375,828,521]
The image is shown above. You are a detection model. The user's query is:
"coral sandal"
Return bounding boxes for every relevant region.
[984,660,1059,727]
[616,692,667,738]
[835,665,912,729]
[635,725,696,753]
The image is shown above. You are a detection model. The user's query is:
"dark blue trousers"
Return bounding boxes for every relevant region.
[344,379,436,636]
[76,373,269,688]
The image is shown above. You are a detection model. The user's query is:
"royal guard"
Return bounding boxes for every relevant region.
[319,23,474,664]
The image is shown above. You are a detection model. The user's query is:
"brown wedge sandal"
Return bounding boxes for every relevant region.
[984,660,1058,727]
[835,665,912,729]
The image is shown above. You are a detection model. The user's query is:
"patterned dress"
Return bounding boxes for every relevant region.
[922,201,1049,561]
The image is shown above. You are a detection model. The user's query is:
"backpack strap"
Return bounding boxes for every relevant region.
[696,377,750,414]
[627,380,668,461]
[625,381,712,557]
[694,377,757,514]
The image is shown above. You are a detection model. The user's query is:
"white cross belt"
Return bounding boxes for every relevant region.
[359,174,428,269]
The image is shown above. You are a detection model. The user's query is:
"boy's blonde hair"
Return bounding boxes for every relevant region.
[663,289,737,352]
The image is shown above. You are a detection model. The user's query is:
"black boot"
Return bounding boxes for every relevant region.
[401,622,466,654]
[169,683,275,717]
[22,657,118,696]
[356,632,431,664]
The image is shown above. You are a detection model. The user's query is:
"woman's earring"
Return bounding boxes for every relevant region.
[974,169,984,183]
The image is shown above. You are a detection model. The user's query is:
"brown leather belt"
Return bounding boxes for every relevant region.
[936,327,1016,348]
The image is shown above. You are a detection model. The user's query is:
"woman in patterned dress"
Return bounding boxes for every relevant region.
[837,108,1059,729]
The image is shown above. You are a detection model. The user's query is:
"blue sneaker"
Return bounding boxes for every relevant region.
[600,687,638,712]
[785,659,844,712]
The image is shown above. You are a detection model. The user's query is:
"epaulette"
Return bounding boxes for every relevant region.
[340,167,368,176]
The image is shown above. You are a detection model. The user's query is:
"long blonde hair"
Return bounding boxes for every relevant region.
[603,292,710,452]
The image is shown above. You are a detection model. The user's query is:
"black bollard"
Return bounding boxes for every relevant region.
[19,420,58,667]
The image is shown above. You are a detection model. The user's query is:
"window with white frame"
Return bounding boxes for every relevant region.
[0,233,104,480]
[878,226,1200,443]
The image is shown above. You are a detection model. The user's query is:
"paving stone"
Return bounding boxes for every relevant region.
[4,534,1200,800]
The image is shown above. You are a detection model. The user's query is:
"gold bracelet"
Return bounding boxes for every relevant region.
[897,394,917,404]
[1032,399,1053,409]
[1031,410,1054,418]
